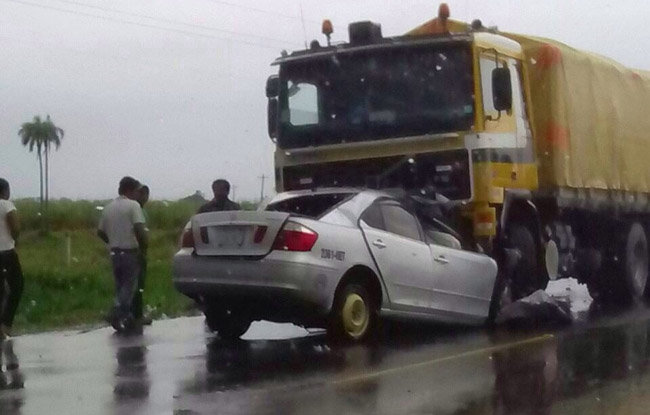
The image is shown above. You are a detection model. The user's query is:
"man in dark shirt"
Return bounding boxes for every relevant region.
[197,179,240,213]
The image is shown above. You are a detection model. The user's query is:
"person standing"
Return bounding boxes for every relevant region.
[97,177,148,332]
[197,179,240,213]
[132,185,151,325]
[0,178,24,340]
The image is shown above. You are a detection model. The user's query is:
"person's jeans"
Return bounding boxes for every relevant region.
[132,255,147,319]
[110,250,141,319]
[0,250,24,328]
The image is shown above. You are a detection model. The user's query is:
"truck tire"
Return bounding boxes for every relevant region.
[488,269,513,324]
[204,305,252,341]
[507,224,545,300]
[618,222,648,302]
[623,223,648,300]
[593,222,648,304]
[329,282,376,343]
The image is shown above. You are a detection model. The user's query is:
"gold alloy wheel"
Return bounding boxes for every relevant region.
[341,293,370,339]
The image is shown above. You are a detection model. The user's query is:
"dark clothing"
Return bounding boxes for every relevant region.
[110,250,141,320]
[0,250,24,327]
[197,199,240,214]
[132,255,147,319]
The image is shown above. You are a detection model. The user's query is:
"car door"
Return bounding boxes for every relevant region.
[360,201,435,313]
[428,241,498,320]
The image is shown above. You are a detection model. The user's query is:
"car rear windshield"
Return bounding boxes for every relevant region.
[265,193,356,218]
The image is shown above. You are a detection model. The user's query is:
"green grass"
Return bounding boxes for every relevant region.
[12,229,193,332]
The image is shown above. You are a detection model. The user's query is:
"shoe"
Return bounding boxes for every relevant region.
[0,324,11,339]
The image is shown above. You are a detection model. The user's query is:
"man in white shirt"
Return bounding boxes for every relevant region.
[97,176,148,332]
[0,178,23,339]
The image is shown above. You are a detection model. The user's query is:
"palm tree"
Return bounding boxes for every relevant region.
[42,115,64,212]
[18,115,64,229]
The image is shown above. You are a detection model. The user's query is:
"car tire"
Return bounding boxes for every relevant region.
[329,282,376,343]
[204,305,252,341]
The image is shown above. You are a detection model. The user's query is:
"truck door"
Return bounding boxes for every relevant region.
[509,59,535,164]
[360,201,435,313]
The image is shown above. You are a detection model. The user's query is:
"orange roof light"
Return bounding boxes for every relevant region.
[438,3,450,20]
[322,19,333,36]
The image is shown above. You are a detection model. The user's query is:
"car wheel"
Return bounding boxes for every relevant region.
[204,306,252,341]
[329,283,375,343]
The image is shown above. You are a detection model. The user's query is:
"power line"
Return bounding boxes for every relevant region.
[46,0,301,47]
[202,0,317,23]
[1,0,297,50]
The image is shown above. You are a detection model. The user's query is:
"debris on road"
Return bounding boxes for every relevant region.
[496,290,573,328]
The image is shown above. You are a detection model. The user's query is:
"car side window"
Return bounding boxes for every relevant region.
[381,203,422,241]
[360,203,385,230]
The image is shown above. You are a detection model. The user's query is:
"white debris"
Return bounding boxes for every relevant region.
[545,278,593,316]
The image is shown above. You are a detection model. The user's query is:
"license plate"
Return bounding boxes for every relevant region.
[212,226,249,248]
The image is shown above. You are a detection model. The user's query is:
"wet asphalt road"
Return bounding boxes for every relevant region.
[2,287,650,414]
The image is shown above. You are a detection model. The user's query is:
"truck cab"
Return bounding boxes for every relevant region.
[266,17,536,244]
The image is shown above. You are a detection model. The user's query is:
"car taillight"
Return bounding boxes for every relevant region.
[272,221,318,252]
[180,228,195,249]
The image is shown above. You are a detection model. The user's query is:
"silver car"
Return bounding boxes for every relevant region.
[173,188,498,342]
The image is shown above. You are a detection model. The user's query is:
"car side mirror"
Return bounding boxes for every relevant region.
[492,67,512,112]
[266,75,280,98]
[268,98,278,140]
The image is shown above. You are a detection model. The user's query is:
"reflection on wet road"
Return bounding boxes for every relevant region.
[2,302,650,414]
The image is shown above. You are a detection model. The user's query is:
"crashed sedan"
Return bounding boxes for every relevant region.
[173,189,498,342]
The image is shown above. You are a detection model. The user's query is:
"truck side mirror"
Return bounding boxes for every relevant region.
[268,98,278,139]
[492,67,512,111]
[266,75,280,98]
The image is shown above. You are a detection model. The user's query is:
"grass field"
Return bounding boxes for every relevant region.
[13,229,193,332]
[8,198,256,332]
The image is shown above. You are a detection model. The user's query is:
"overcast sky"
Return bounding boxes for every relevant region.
[1,0,648,201]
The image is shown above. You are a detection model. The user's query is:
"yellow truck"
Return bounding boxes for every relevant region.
[264,4,650,305]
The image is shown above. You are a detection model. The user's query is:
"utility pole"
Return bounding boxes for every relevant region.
[258,174,268,202]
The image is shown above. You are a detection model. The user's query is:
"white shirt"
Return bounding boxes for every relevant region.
[0,199,17,251]
[98,196,146,249]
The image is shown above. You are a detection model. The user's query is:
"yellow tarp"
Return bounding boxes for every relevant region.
[506,33,650,192]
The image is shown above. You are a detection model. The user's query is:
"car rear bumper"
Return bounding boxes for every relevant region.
[172,249,341,321]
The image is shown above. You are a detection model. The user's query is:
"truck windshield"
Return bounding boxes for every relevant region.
[278,43,474,149]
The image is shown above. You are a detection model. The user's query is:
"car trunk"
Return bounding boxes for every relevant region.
[191,211,290,257]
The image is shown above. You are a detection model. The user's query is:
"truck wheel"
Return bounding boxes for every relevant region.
[595,222,649,304]
[488,270,514,323]
[204,306,252,341]
[329,282,376,343]
[618,222,648,302]
[507,224,545,300]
